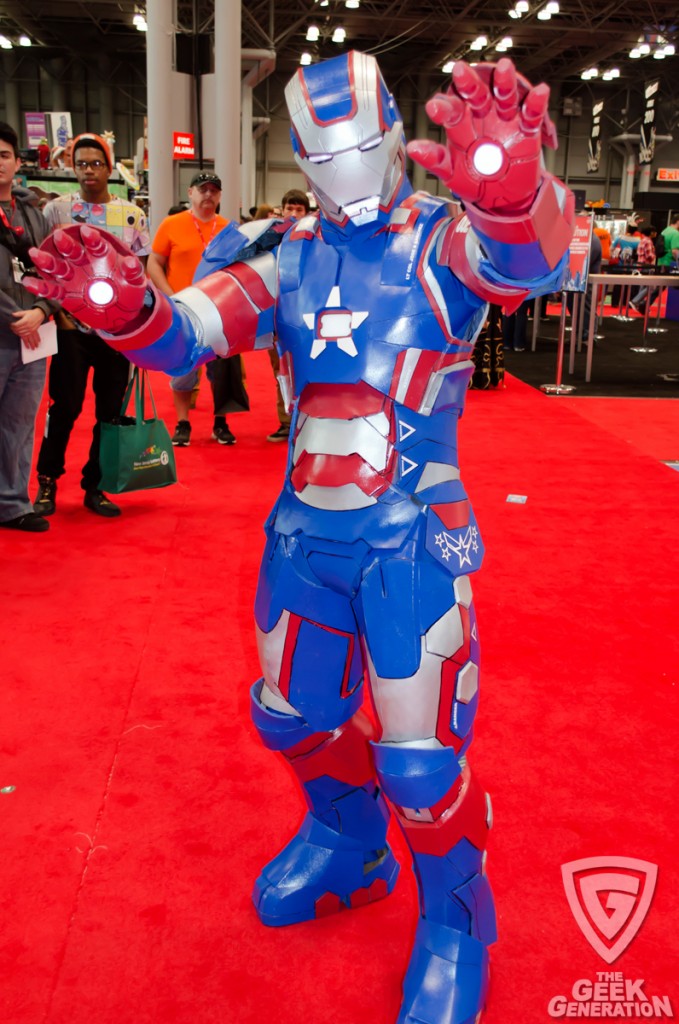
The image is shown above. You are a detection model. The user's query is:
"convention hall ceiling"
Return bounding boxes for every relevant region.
[1,0,678,123]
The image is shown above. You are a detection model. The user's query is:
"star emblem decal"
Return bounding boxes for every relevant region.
[434,526,479,568]
[303,285,368,359]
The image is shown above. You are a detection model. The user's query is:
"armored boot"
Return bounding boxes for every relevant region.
[250,681,399,926]
[373,742,497,1024]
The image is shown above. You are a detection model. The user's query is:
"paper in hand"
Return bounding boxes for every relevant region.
[21,319,58,364]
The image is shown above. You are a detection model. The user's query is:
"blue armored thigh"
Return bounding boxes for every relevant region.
[254,531,365,731]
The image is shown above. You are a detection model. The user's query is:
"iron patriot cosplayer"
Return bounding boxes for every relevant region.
[28,53,574,1024]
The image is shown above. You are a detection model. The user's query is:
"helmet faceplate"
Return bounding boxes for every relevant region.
[285,51,406,228]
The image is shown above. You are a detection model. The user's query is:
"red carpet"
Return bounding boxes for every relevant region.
[2,359,678,1024]
[560,395,679,463]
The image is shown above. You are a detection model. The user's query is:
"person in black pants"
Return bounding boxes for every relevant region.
[36,330,131,505]
[34,133,150,517]
[501,299,529,351]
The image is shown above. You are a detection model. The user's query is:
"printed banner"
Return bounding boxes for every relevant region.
[639,80,659,165]
[48,111,73,149]
[562,214,594,292]
[24,112,47,148]
[587,100,604,173]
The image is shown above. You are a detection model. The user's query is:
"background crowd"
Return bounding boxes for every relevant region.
[2,115,678,534]
[0,116,313,535]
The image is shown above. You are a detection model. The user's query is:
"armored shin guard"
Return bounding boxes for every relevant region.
[373,742,496,1024]
[250,681,399,926]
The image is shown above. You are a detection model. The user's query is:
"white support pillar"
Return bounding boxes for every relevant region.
[240,50,276,211]
[609,135,640,210]
[637,163,651,193]
[146,0,175,228]
[637,136,673,193]
[241,82,254,215]
[620,152,636,209]
[214,1,242,220]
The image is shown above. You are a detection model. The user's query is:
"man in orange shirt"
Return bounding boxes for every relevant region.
[148,171,239,445]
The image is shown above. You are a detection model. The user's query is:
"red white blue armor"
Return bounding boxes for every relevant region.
[28,52,575,1024]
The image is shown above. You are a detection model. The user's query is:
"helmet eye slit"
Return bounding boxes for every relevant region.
[358,133,384,153]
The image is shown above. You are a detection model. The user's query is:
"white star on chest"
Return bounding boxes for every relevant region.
[302,285,369,359]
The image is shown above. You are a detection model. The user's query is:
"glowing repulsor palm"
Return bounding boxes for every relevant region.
[407,58,558,214]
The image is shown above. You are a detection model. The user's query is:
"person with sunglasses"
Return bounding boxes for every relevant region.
[33,133,150,519]
[148,172,240,447]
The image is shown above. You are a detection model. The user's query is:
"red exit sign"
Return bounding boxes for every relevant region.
[657,168,679,181]
[173,131,195,159]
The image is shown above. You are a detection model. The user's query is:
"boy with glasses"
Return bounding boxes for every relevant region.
[34,133,150,518]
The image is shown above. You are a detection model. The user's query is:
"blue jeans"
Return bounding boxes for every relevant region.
[0,344,46,522]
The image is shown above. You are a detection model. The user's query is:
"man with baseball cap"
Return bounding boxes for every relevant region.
[148,170,244,447]
[34,132,150,518]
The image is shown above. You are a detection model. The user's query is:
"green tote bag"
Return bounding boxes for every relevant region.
[99,368,178,494]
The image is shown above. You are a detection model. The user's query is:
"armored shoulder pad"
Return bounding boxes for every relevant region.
[194,218,288,283]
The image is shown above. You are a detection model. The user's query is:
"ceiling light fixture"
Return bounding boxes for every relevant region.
[442,60,455,73]
[345,0,360,7]
[537,1,559,19]
[332,26,346,43]
[469,35,488,50]
[306,25,320,41]
[300,52,312,65]
[629,33,676,59]
[19,34,31,46]
[0,35,13,49]
[495,36,513,51]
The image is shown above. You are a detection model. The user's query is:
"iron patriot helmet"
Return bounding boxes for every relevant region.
[285,50,406,228]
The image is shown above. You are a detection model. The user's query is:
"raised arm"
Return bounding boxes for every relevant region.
[25,220,280,375]
[408,59,574,310]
